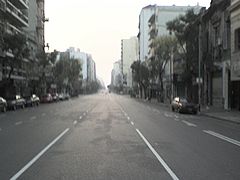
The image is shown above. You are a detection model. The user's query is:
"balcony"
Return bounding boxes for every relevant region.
[8,0,28,10]
[6,0,28,27]
[6,22,21,34]
[0,0,6,12]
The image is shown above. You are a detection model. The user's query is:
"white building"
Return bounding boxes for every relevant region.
[67,47,88,81]
[139,4,202,62]
[87,55,96,82]
[111,60,122,87]
[121,37,138,88]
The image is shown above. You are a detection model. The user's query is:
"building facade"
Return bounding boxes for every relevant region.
[0,0,29,97]
[201,0,231,109]
[230,0,240,110]
[139,4,202,63]
[121,37,138,89]
[111,60,122,88]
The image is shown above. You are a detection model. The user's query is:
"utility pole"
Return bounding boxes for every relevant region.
[198,16,202,112]
[170,46,174,102]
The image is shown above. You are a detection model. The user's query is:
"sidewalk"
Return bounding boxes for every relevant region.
[199,106,240,124]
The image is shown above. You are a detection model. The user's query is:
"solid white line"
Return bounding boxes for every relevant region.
[135,129,179,180]
[182,120,197,127]
[203,130,240,147]
[131,121,134,126]
[15,121,23,126]
[10,128,69,180]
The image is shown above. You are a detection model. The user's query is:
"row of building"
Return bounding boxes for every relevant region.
[0,0,45,97]
[0,1,98,97]
[64,47,97,92]
[111,0,240,111]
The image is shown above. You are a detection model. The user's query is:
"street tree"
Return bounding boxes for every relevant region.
[131,61,149,98]
[151,35,178,102]
[54,56,82,94]
[2,33,30,80]
[166,9,200,99]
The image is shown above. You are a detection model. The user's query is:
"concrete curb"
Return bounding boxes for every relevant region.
[200,113,240,124]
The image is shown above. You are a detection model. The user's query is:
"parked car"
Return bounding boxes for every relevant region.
[52,93,59,102]
[25,94,40,107]
[0,97,7,112]
[59,93,70,101]
[41,94,53,103]
[171,97,198,114]
[6,95,26,110]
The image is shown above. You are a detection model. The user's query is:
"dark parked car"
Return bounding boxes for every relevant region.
[0,97,7,112]
[41,94,53,103]
[171,97,198,114]
[6,95,26,110]
[25,94,40,107]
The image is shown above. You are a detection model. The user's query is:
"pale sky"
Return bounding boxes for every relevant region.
[45,0,211,86]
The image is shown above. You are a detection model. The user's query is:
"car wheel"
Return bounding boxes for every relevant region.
[172,107,175,112]
[2,106,6,112]
[193,110,197,115]
[177,108,181,113]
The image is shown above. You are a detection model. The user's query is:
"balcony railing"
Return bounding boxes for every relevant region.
[0,0,6,12]
[6,22,21,34]
[6,0,28,27]
[8,0,28,9]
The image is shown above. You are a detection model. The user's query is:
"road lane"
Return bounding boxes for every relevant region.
[0,93,240,179]
[114,94,240,179]
[19,94,172,180]
[0,95,96,179]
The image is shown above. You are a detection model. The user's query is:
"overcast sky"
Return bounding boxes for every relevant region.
[45,0,211,86]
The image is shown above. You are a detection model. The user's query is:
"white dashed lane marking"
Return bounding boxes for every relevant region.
[15,121,23,126]
[79,116,82,120]
[30,116,37,120]
[73,120,78,125]
[182,120,197,127]
[203,130,240,147]
[131,121,134,126]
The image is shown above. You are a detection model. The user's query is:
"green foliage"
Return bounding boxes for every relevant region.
[2,33,30,79]
[131,60,149,96]
[54,56,82,92]
[166,9,200,98]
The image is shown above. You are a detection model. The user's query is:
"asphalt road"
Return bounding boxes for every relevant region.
[0,93,240,180]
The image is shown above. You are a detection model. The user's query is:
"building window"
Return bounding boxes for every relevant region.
[235,28,240,52]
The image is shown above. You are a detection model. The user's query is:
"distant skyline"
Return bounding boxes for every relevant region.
[45,0,211,86]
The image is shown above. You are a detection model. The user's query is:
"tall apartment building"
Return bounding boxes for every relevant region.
[0,0,29,96]
[111,60,122,87]
[138,4,202,62]
[121,37,138,88]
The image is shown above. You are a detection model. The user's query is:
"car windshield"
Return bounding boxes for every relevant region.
[180,98,188,103]
[1,1,240,180]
